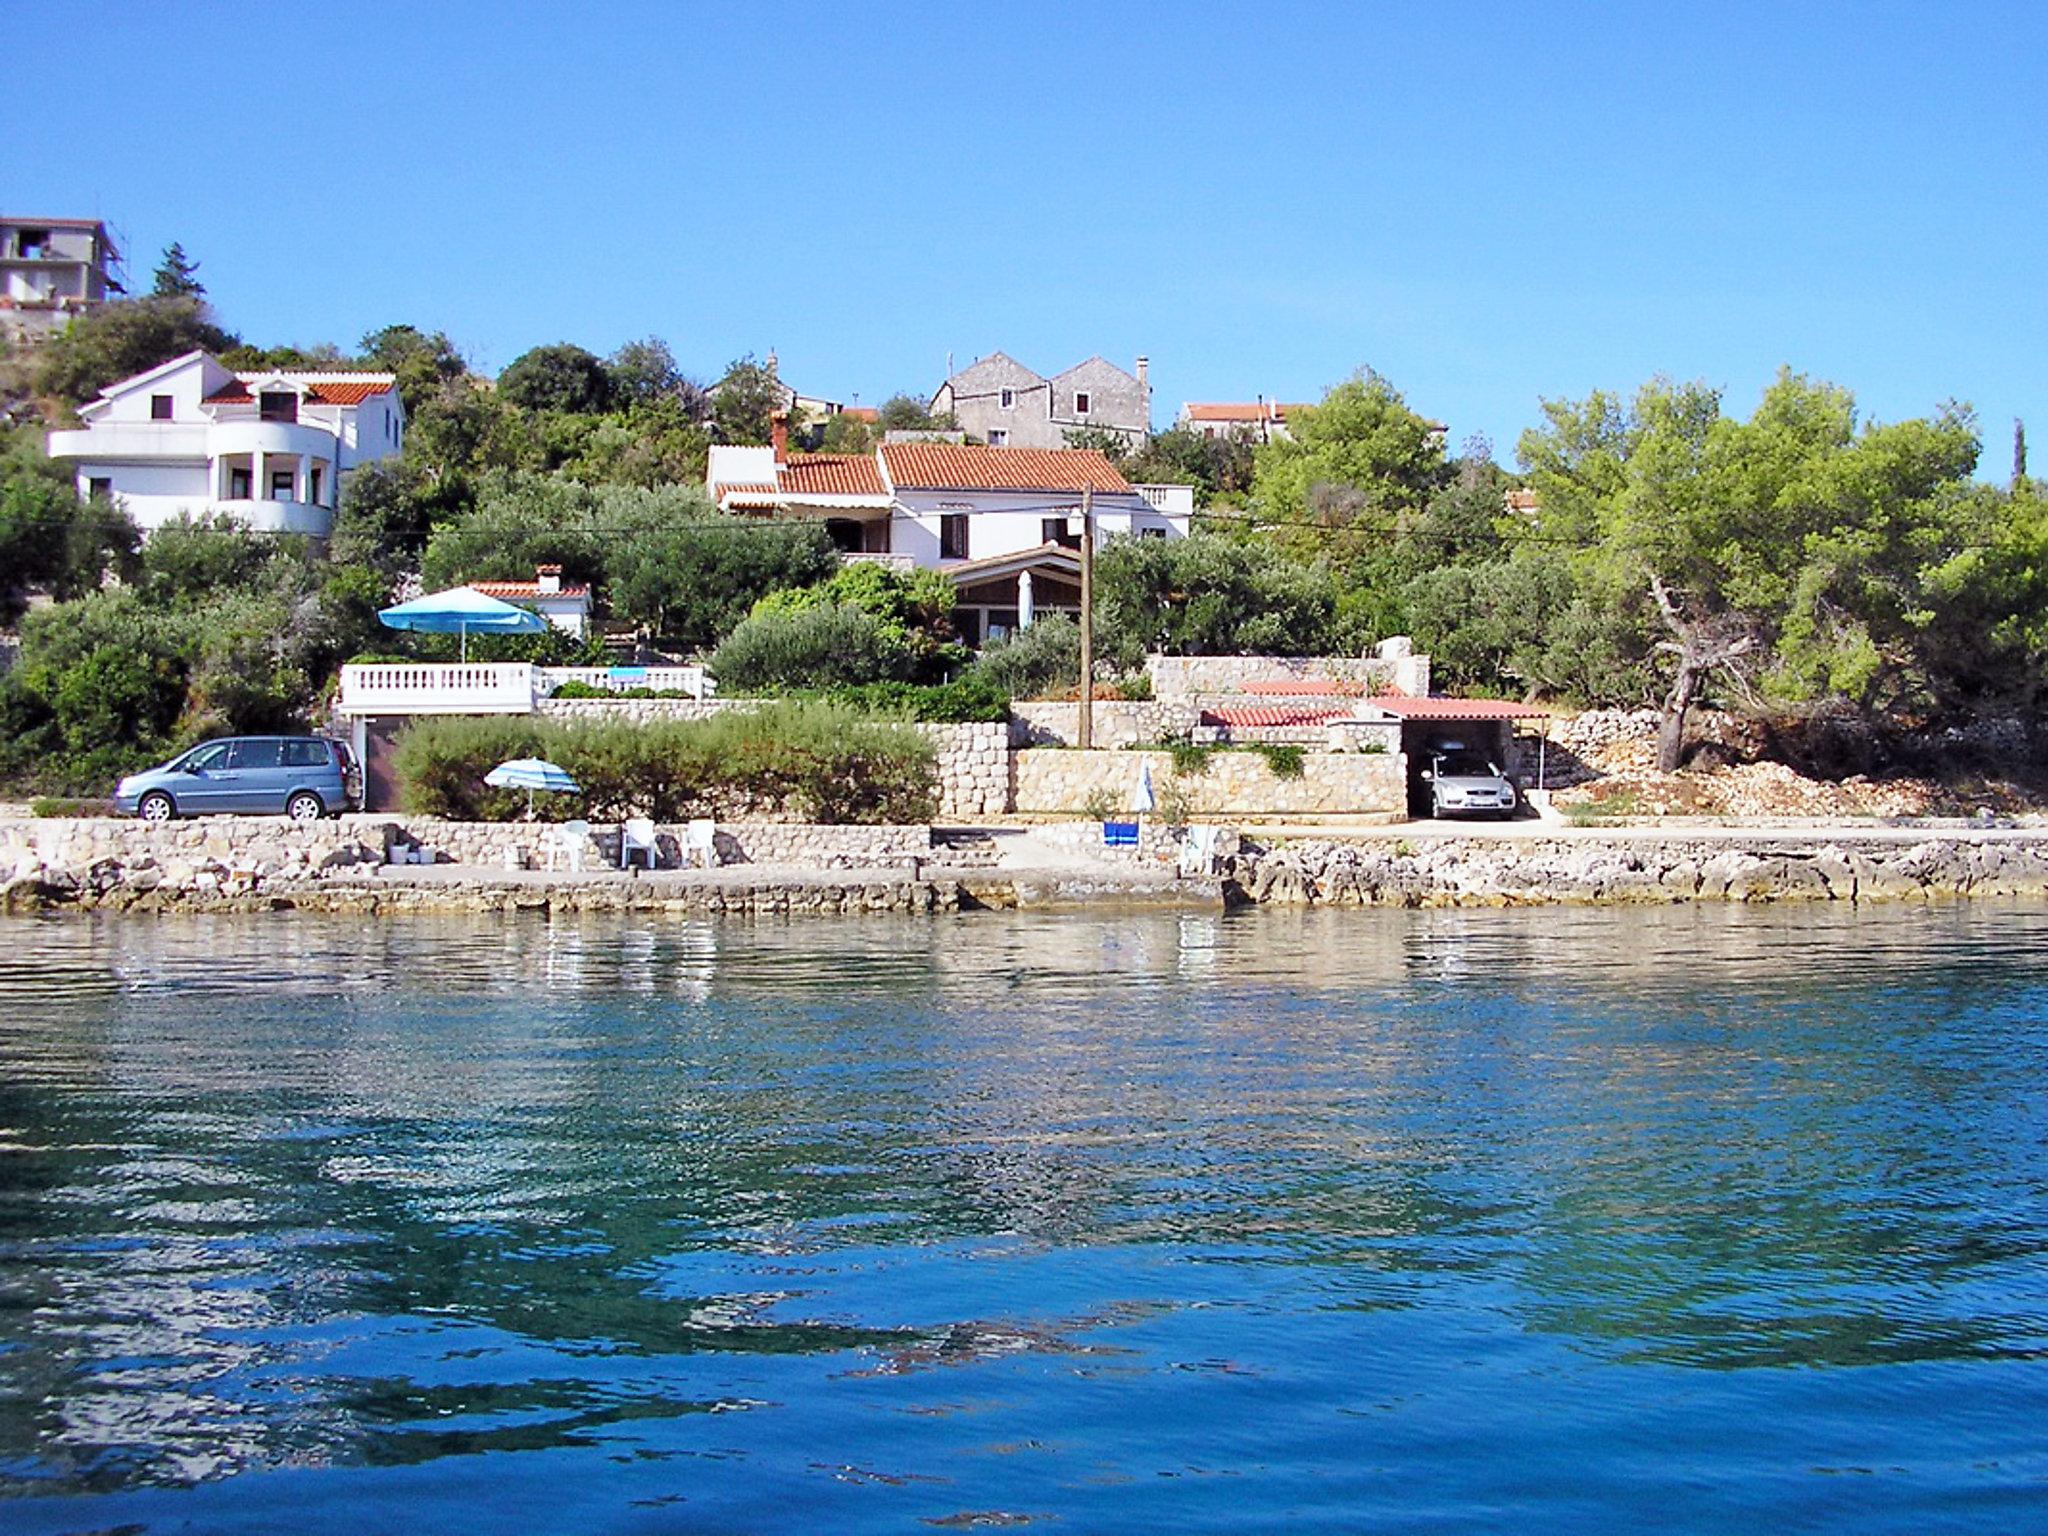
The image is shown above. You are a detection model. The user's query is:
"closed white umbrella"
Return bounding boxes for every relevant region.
[1134,761,1156,814]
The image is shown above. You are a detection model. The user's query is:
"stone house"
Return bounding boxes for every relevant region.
[930,352,1151,451]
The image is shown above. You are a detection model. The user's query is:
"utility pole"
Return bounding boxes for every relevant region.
[1077,485,1095,751]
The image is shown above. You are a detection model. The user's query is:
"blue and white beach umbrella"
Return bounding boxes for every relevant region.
[378,585,547,660]
[484,757,581,817]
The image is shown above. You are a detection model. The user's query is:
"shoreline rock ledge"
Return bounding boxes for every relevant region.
[4,816,2048,916]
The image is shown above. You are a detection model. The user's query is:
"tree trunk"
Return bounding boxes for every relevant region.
[1658,665,1699,772]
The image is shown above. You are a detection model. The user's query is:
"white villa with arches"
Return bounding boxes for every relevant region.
[46,350,405,538]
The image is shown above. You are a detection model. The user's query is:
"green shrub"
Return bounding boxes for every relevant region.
[390,702,937,824]
[815,675,1011,723]
[711,601,905,692]
[1165,740,1215,777]
[31,796,111,817]
[1114,672,1154,701]
[1254,744,1306,779]
[967,615,1080,699]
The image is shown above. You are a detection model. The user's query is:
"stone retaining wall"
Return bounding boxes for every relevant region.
[1146,653,1425,699]
[920,722,1009,818]
[1012,748,1408,819]
[0,815,942,895]
[1235,835,2048,906]
[1008,700,1201,750]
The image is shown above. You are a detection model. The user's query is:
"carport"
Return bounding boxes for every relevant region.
[1354,696,1552,817]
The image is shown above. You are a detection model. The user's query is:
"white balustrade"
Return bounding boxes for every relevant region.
[538,666,712,699]
[337,662,537,715]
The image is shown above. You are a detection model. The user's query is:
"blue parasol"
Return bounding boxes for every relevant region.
[378,585,547,660]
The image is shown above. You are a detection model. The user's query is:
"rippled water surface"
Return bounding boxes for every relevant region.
[3,905,2047,1532]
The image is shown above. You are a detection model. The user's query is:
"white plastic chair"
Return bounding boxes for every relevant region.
[685,818,718,869]
[1179,824,1221,876]
[549,819,589,872]
[620,817,658,870]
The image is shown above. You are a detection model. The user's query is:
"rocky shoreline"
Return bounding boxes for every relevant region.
[6,814,2048,916]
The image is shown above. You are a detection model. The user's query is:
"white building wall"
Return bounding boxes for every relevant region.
[890,489,1182,565]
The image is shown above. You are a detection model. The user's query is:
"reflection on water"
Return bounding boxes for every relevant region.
[3,905,2048,1532]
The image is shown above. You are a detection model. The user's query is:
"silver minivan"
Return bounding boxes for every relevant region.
[115,736,358,822]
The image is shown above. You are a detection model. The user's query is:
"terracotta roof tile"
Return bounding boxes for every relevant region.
[204,376,397,406]
[1183,401,1307,423]
[1239,679,1368,696]
[1201,705,1352,729]
[781,453,886,498]
[469,581,590,600]
[880,443,1130,494]
[1362,696,1549,720]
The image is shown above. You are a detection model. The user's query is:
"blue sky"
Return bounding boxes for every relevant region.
[14,2,2045,470]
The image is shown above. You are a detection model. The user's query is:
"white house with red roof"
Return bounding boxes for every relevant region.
[707,427,1191,643]
[467,565,592,638]
[46,349,404,537]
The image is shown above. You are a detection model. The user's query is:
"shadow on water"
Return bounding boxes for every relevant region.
[3,903,2048,1528]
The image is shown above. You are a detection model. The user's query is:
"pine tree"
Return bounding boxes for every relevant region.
[2015,419,2028,489]
[151,242,205,299]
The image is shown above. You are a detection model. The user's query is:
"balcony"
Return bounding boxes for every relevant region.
[338,663,538,716]
[336,663,715,717]
[1133,483,1196,517]
[843,551,916,571]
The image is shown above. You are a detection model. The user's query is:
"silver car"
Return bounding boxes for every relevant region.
[115,736,358,822]
[1422,745,1520,820]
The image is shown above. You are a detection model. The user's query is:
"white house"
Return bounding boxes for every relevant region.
[708,424,1192,645]
[467,565,592,638]
[46,350,405,538]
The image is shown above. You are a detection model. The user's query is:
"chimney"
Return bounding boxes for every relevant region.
[1135,355,1151,433]
[535,564,562,595]
[770,412,789,464]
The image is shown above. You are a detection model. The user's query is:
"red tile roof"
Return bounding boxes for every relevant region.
[204,377,396,406]
[1239,679,1369,696]
[841,406,880,422]
[469,580,590,600]
[781,453,886,498]
[1201,705,1352,729]
[715,483,780,506]
[881,442,1130,494]
[1183,401,1307,423]
[1362,696,1549,720]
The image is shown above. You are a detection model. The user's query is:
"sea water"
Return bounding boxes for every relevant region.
[1,905,2045,1532]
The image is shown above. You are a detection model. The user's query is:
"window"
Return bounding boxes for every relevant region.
[229,467,252,499]
[87,476,112,500]
[309,466,325,505]
[1074,391,1091,415]
[987,429,1008,447]
[1042,516,1080,550]
[999,388,1015,410]
[940,513,970,560]
[1140,526,1169,539]
[282,739,330,768]
[184,742,232,772]
[259,390,298,424]
[227,740,283,771]
[270,469,296,500]
[150,394,174,420]
[17,229,47,259]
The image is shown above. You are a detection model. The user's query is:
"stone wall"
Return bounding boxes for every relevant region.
[534,697,743,725]
[0,815,941,892]
[1008,699,1201,749]
[1011,748,1408,819]
[1146,654,1402,700]
[920,722,1010,818]
[1233,834,2048,907]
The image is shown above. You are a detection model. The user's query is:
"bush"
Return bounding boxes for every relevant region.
[1254,744,1306,779]
[711,602,904,692]
[391,702,937,824]
[967,615,1080,699]
[815,675,1011,723]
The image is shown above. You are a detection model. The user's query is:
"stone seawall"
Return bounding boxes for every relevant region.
[8,816,2048,917]
[1233,834,2048,906]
